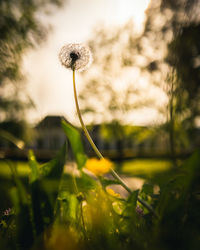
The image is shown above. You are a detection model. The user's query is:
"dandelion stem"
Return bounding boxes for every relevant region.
[73,70,103,159]
[72,70,158,217]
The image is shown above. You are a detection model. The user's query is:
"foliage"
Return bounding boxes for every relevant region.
[143,0,200,151]
[1,1,200,249]
[62,120,87,169]
[79,0,200,158]
[0,0,64,142]
[0,121,200,250]
[79,21,157,125]
[166,24,200,129]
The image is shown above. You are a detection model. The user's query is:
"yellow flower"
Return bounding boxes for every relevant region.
[106,188,121,198]
[85,158,113,176]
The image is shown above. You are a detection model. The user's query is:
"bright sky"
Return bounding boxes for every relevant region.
[23,0,151,125]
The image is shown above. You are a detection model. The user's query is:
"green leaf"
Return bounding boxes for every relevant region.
[27,144,67,236]
[39,142,67,179]
[8,162,34,248]
[140,183,154,196]
[28,151,45,236]
[8,161,29,207]
[0,129,25,149]
[62,120,87,169]
[127,189,139,208]
[78,171,97,191]
[28,150,40,183]
[56,191,79,224]
[112,201,125,215]
[123,190,139,217]
[157,150,200,218]
[100,178,121,187]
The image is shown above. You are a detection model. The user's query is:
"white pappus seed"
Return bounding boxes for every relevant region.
[59,43,93,71]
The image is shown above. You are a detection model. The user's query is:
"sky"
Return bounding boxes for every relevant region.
[23,0,152,125]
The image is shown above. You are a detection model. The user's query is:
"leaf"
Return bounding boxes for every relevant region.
[56,191,79,224]
[8,162,34,248]
[78,171,97,191]
[8,162,28,205]
[127,189,139,209]
[62,120,87,169]
[28,144,67,236]
[28,151,45,236]
[157,150,200,219]
[0,129,25,149]
[39,142,67,179]
[140,183,154,196]
[28,150,40,183]
[123,190,139,217]
[100,178,121,187]
[112,201,125,215]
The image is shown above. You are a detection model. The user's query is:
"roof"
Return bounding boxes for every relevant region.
[36,115,67,129]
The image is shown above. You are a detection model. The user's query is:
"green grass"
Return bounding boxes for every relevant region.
[0,158,172,179]
[121,158,172,177]
[0,160,30,178]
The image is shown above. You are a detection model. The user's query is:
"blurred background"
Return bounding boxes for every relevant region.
[1,2,200,249]
[1,0,200,165]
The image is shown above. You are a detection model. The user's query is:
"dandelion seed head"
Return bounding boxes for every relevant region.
[59,43,93,71]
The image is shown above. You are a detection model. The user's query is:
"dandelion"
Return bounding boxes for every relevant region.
[59,43,92,71]
[106,188,120,198]
[59,43,103,159]
[85,158,113,176]
[59,43,158,216]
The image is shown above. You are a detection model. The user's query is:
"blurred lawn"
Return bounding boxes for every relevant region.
[121,158,172,177]
[0,158,172,178]
[0,160,30,178]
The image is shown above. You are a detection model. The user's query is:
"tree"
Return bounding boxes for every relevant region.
[0,0,64,145]
[144,0,200,154]
[78,21,161,160]
[80,21,163,123]
[166,24,200,128]
[79,0,200,160]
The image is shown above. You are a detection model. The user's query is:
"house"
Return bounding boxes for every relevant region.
[31,115,172,160]
[29,115,200,160]
[1,115,199,160]
[33,116,66,150]
[30,116,68,160]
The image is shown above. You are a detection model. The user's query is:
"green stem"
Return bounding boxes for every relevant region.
[73,70,103,159]
[72,70,158,217]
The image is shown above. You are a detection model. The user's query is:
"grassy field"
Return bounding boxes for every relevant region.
[121,158,172,177]
[0,160,30,178]
[0,158,172,178]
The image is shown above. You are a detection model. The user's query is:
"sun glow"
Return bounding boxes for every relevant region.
[24,0,151,124]
[116,0,150,29]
